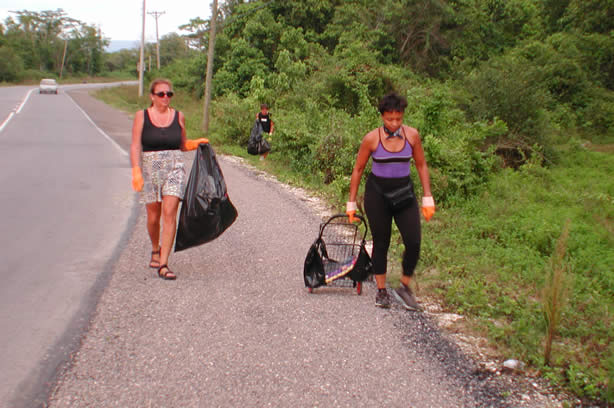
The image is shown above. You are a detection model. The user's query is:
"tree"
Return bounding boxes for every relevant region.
[0,46,24,81]
[564,0,614,34]
[179,17,209,51]
[213,37,269,96]
[159,33,192,66]
[0,9,107,79]
[104,48,139,73]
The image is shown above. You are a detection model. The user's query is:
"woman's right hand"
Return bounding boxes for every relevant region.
[132,166,144,192]
[421,196,435,221]
[346,202,358,223]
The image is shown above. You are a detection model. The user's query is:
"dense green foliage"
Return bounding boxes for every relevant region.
[102,0,613,404]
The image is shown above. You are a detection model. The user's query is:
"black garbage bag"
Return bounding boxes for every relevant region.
[175,144,238,252]
[303,238,326,288]
[247,120,271,155]
[347,244,373,282]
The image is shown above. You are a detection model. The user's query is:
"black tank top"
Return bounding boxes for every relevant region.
[141,109,182,152]
[258,112,271,133]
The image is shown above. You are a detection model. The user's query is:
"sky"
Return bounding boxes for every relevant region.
[0,0,211,42]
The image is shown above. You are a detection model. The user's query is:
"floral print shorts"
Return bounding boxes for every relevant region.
[140,150,186,204]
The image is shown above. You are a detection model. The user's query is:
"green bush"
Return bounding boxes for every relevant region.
[213,38,271,97]
[157,55,208,98]
[420,148,614,403]
[457,53,553,154]
[0,46,24,82]
[513,34,614,142]
[577,87,614,142]
[404,84,504,204]
[20,69,49,82]
[210,92,257,146]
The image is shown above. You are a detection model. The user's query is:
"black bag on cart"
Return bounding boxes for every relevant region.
[175,144,238,252]
[303,238,327,288]
[347,244,372,282]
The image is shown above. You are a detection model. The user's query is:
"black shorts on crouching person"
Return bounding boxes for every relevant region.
[363,173,421,277]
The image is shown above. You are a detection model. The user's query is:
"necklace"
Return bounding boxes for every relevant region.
[150,107,172,127]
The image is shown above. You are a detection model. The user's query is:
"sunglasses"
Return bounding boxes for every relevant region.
[153,91,174,98]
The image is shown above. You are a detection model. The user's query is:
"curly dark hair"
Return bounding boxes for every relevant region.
[378,92,408,114]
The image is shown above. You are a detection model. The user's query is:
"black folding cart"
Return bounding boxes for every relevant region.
[303,214,372,294]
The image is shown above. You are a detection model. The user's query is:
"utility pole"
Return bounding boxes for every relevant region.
[59,19,78,80]
[148,11,165,70]
[59,38,68,79]
[138,0,146,96]
[202,0,218,133]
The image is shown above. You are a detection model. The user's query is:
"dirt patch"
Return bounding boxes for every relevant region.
[583,142,614,153]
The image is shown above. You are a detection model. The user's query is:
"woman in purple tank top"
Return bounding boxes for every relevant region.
[346,92,435,310]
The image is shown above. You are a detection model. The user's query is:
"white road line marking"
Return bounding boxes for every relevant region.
[16,88,35,114]
[0,88,36,134]
[65,92,129,157]
[0,111,15,133]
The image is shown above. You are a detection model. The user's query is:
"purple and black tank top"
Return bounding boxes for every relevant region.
[371,128,413,178]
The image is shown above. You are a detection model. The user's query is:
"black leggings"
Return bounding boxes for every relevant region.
[364,174,421,277]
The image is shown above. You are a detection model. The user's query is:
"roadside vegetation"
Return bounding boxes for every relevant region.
[6,1,613,404]
[0,9,138,83]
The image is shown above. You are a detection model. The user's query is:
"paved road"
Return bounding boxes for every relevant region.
[0,83,136,407]
[1,84,557,407]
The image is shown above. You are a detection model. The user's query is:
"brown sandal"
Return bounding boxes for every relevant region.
[149,249,161,268]
[158,264,176,280]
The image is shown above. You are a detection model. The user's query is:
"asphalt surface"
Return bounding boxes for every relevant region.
[44,89,560,407]
[0,85,134,408]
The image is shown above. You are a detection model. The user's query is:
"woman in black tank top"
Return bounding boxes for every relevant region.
[130,78,209,280]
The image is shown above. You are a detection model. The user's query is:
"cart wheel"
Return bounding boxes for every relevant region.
[308,287,313,294]
[356,282,362,295]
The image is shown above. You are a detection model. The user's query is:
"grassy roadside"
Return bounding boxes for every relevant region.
[420,149,613,403]
[94,84,613,405]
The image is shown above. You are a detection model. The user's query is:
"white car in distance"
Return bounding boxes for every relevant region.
[39,78,58,94]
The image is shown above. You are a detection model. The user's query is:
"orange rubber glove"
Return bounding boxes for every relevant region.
[185,138,209,151]
[346,202,358,223]
[421,196,435,221]
[132,166,144,192]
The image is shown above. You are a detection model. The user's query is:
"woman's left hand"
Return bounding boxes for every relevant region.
[185,138,209,150]
[346,202,358,223]
[421,196,435,221]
